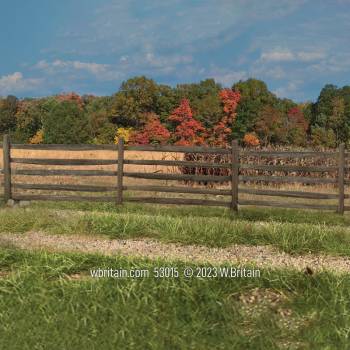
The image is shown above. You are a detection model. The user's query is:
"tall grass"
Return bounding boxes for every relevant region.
[1,248,349,349]
[1,205,350,256]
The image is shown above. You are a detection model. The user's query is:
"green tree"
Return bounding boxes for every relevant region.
[155,84,178,122]
[111,76,159,127]
[42,99,89,144]
[311,127,336,148]
[85,96,115,143]
[329,96,347,143]
[174,79,223,128]
[0,95,18,135]
[232,79,278,139]
[310,84,350,146]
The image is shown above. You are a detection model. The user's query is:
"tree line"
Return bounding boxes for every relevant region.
[0,76,349,148]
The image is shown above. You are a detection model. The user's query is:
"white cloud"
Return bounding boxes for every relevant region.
[35,59,109,76]
[50,0,306,59]
[251,65,286,80]
[116,51,195,77]
[261,50,295,62]
[30,52,196,93]
[260,49,326,63]
[144,52,192,68]
[206,67,248,86]
[217,72,248,86]
[309,53,350,73]
[297,51,326,61]
[274,80,304,98]
[0,72,42,95]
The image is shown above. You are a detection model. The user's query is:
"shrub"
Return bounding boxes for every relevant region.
[243,133,260,147]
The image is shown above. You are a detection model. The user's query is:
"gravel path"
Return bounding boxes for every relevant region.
[1,231,350,273]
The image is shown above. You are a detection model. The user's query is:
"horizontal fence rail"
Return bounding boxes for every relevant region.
[11,158,118,166]
[0,135,349,214]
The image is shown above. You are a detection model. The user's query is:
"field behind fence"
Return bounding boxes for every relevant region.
[1,135,350,213]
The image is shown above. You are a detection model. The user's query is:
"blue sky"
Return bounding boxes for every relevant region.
[0,0,349,101]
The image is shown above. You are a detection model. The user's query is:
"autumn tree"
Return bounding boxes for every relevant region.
[255,105,285,146]
[210,89,241,146]
[14,99,44,142]
[285,107,308,146]
[168,99,206,146]
[174,79,223,128]
[130,113,170,145]
[57,92,84,110]
[114,127,134,144]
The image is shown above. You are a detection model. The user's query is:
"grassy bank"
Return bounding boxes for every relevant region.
[0,247,349,349]
[0,203,350,256]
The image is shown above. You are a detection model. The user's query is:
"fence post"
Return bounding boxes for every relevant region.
[231,140,239,212]
[116,138,124,204]
[2,134,12,203]
[337,143,345,214]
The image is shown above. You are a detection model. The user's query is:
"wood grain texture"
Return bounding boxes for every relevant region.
[239,199,337,211]
[231,140,239,211]
[13,169,118,176]
[12,183,117,192]
[338,143,345,214]
[117,138,124,204]
[125,197,231,207]
[124,172,231,182]
[11,158,117,165]
[124,185,231,196]
[2,135,12,202]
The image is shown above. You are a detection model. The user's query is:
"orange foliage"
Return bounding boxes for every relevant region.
[243,133,260,147]
[168,99,206,146]
[130,113,170,145]
[219,89,241,119]
[56,92,84,110]
[211,89,241,146]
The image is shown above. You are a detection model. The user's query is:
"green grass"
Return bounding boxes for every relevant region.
[30,199,350,226]
[0,247,349,349]
[0,203,350,256]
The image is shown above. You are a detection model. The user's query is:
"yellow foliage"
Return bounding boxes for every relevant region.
[114,127,133,144]
[29,129,44,144]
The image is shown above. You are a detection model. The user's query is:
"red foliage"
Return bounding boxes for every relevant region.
[211,89,241,146]
[168,99,206,146]
[130,113,170,145]
[56,92,84,110]
[287,107,308,131]
[168,98,193,123]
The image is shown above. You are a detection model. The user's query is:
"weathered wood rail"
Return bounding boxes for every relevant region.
[0,135,349,213]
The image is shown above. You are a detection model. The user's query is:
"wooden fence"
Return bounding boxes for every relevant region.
[0,135,349,213]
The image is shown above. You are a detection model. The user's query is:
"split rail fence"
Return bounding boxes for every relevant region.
[0,135,349,213]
